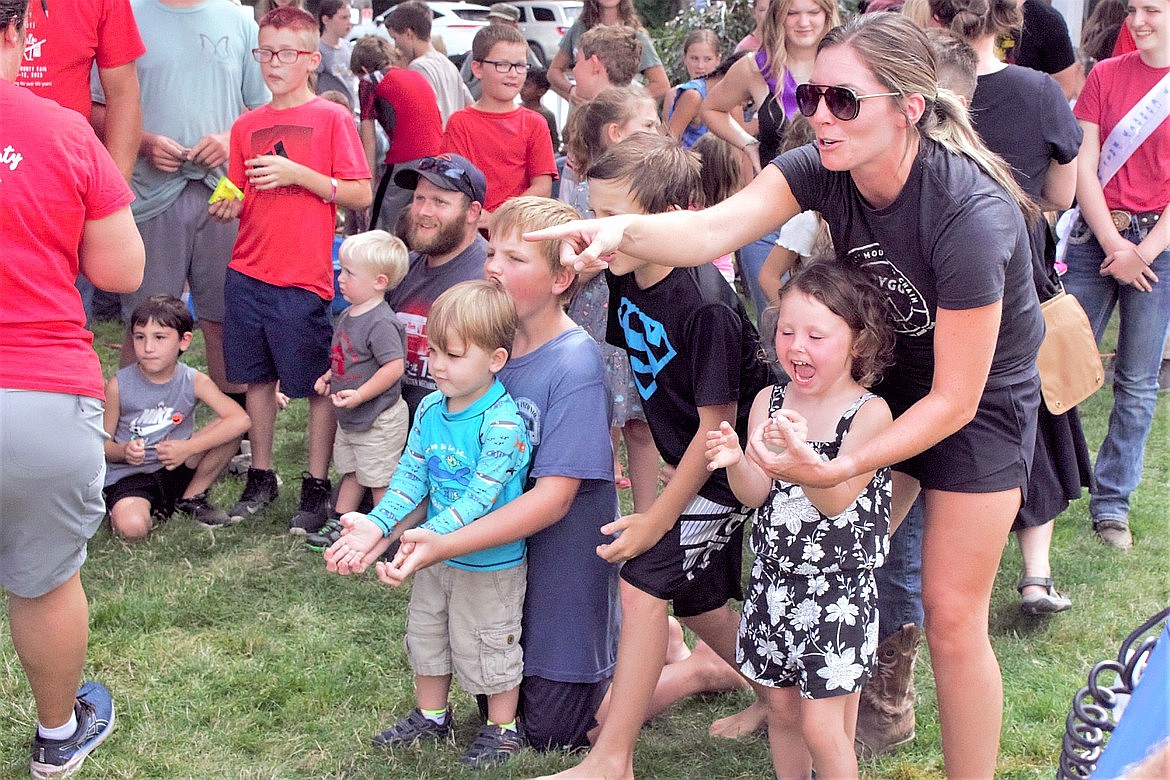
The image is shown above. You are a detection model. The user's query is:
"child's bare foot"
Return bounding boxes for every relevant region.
[535,757,634,779]
[708,699,768,739]
[688,640,750,693]
[665,617,691,665]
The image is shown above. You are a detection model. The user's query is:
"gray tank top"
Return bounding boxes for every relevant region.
[104,362,198,486]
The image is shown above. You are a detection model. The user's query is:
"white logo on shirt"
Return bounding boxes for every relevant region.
[23,35,44,61]
[1,145,24,171]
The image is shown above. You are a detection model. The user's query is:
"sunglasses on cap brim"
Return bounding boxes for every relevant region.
[417,156,475,196]
[795,84,900,122]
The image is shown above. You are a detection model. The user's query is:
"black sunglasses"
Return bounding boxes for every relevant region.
[795,83,899,121]
[417,156,474,195]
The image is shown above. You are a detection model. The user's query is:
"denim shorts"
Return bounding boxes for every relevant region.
[223,269,333,398]
[884,374,1040,500]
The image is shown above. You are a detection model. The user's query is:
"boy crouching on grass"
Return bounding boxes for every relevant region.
[103,295,251,540]
[304,231,411,551]
[327,280,532,769]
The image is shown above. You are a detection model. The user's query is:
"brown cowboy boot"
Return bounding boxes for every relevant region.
[854,622,921,759]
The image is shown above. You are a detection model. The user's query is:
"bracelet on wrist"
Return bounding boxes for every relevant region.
[323,176,338,204]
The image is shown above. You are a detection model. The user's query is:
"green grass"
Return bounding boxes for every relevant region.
[1,319,1167,779]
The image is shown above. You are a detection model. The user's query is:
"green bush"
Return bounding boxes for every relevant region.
[650,0,755,83]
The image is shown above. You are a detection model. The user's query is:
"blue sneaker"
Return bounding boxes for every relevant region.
[30,681,115,779]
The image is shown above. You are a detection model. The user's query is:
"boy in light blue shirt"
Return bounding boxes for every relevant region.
[328,279,530,769]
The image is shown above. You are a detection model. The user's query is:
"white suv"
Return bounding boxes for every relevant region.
[511,1,581,65]
[349,2,490,57]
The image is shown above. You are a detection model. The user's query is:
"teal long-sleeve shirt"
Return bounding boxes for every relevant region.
[368,380,530,571]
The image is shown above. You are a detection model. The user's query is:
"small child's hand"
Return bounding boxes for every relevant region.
[705,421,743,471]
[314,371,331,396]
[597,512,670,563]
[330,389,362,409]
[124,437,147,465]
[245,154,303,190]
[275,386,291,410]
[324,512,384,574]
[155,439,190,469]
[375,559,409,587]
[771,409,808,443]
[208,198,242,222]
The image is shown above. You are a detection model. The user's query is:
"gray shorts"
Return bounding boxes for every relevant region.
[124,180,237,323]
[0,390,107,598]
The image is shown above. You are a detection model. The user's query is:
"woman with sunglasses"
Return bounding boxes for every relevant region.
[531,13,1042,777]
[702,0,838,317]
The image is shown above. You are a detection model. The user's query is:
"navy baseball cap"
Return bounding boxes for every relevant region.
[393,154,487,205]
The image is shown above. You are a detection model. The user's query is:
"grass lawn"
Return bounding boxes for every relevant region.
[1,318,1167,779]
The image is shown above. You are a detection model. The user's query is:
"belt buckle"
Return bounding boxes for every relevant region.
[1110,210,1132,231]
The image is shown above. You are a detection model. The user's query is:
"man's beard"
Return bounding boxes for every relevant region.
[407,210,469,258]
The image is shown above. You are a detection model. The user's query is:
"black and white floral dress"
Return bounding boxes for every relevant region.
[737,384,891,699]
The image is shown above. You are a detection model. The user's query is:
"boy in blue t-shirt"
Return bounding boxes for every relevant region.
[328,196,621,753]
[326,279,531,769]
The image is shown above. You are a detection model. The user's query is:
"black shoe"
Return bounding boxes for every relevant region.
[229,468,280,522]
[288,473,331,536]
[305,515,343,550]
[174,492,233,528]
[372,707,454,748]
[457,723,526,769]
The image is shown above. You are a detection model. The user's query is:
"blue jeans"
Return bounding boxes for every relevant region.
[737,230,781,321]
[876,495,924,643]
[1062,219,1170,523]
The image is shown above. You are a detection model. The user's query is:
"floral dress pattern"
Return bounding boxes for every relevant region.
[737,383,891,699]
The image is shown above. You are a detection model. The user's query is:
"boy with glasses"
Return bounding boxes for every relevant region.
[442,25,557,227]
[211,7,371,534]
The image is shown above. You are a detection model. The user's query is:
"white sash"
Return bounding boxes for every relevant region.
[1055,67,1170,263]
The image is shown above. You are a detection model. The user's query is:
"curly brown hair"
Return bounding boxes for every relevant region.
[774,261,896,388]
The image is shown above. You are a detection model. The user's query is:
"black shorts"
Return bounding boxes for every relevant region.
[103,465,196,518]
[883,374,1040,500]
[519,675,611,751]
[620,496,748,618]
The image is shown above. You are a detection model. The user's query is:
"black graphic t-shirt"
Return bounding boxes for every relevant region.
[606,263,773,507]
[773,139,1044,394]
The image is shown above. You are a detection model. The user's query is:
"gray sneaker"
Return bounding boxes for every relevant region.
[371,708,453,748]
[458,723,526,769]
[229,468,280,522]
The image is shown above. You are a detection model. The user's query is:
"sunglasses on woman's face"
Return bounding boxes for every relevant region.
[795,83,900,121]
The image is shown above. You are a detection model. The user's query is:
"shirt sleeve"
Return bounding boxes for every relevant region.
[369,316,406,365]
[368,414,429,534]
[96,0,146,69]
[227,117,248,190]
[421,415,529,535]
[526,112,558,179]
[331,106,371,180]
[636,29,663,71]
[440,112,470,156]
[1039,73,1082,165]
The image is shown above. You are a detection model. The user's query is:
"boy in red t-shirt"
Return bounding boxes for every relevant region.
[211,7,372,533]
[442,25,557,228]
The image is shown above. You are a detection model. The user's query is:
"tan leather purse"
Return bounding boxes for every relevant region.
[1036,287,1105,414]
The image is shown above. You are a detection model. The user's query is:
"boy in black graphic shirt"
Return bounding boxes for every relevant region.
[565,133,771,778]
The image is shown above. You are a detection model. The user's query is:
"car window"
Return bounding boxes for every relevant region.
[533,7,554,20]
[453,8,490,19]
[564,5,580,20]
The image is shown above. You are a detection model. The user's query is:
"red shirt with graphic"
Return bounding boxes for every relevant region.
[15,0,145,118]
[227,97,370,299]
